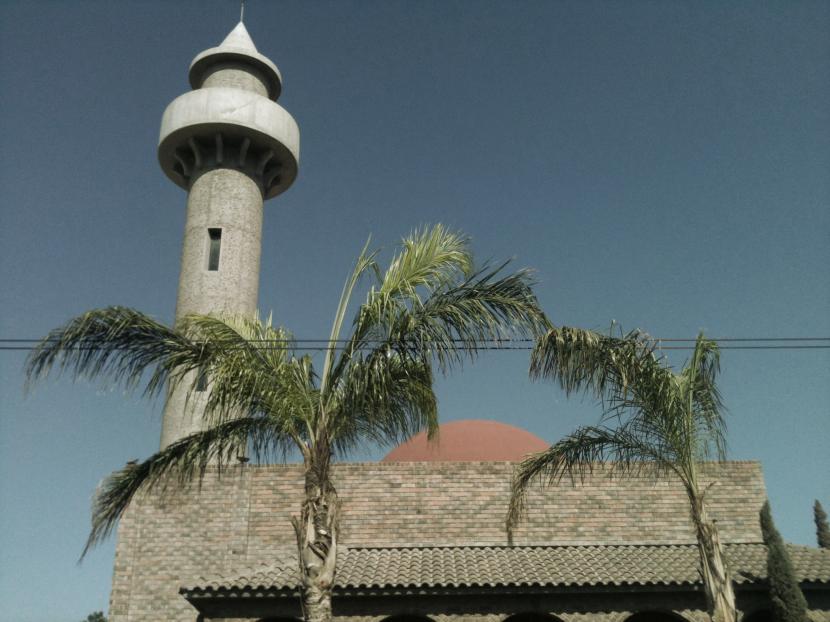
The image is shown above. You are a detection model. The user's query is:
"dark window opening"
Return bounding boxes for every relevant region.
[503,615,563,622]
[208,228,222,271]
[625,612,688,622]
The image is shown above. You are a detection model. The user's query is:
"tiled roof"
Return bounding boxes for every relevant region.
[182,543,830,597]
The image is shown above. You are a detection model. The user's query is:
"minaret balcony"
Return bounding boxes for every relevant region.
[158,87,299,199]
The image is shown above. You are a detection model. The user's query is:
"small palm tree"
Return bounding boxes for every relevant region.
[27,225,546,622]
[507,326,737,622]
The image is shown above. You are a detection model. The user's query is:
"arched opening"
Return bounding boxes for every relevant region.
[504,614,563,622]
[625,611,688,622]
[381,617,435,622]
[742,610,774,622]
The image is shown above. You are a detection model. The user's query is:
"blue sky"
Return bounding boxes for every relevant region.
[0,1,828,620]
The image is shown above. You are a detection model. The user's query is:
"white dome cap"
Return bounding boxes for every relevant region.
[188,22,283,100]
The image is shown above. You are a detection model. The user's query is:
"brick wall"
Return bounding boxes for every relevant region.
[109,461,767,621]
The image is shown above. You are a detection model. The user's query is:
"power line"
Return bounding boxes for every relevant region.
[655,337,830,342]
[2,336,829,344]
[0,337,830,352]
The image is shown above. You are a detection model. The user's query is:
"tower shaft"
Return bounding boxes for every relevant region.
[159,170,264,448]
[158,23,299,449]
[175,169,264,321]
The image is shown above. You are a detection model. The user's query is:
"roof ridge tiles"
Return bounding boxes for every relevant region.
[344,543,710,551]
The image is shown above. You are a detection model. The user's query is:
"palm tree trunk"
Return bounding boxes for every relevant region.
[293,447,338,622]
[303,578,334,622]
[689,490,737,622]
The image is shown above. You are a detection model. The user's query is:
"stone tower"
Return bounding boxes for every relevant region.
[157,22,299,448]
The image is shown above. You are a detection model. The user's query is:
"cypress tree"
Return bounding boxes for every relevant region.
[814,500,830,549]
[760,501,809,622]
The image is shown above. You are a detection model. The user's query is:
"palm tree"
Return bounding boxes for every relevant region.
[26,225,546,622]
[507,326,737,622]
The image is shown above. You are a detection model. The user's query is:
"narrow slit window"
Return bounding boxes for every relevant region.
[208,228,222,271]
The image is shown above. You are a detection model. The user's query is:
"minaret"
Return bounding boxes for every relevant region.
[157,23,299,448]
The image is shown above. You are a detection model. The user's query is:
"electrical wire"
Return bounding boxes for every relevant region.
[1,337,829,352]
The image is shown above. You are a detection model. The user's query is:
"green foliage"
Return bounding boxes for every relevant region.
[508,327,726,529]
[510,326,740,622]
[83,612,106,622]
[815,500,830,549]
[760,501,809,622]
[26,225,548,556]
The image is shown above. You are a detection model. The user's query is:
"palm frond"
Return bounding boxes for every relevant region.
[390,264,548,373]
[329,226,472,383]
[179,314,314,438]
[323,227,546,453]
[83,415,294,558]
[521,326,730,534]
[683,333,727,460]
[379,224,473,299]
[329,350,437,454]
[506,424,676,532]
[320,238,379,398]
[25,307,204,398]
[530,326,661,398]
[330,237,546,391]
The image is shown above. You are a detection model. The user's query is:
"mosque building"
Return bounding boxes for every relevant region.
[108,20,830,622]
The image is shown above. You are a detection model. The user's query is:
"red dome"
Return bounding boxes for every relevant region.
[381,419,549,462]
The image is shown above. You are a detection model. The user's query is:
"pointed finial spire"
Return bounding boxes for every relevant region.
[219,21,258,52]
[188,16,282,100]
[240,0,245,24]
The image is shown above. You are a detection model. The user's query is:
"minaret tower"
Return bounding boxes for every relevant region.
[157,22,299,448]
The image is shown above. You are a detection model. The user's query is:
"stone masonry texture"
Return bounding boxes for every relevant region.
[158,166,265,447]
[109,461,779,621]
